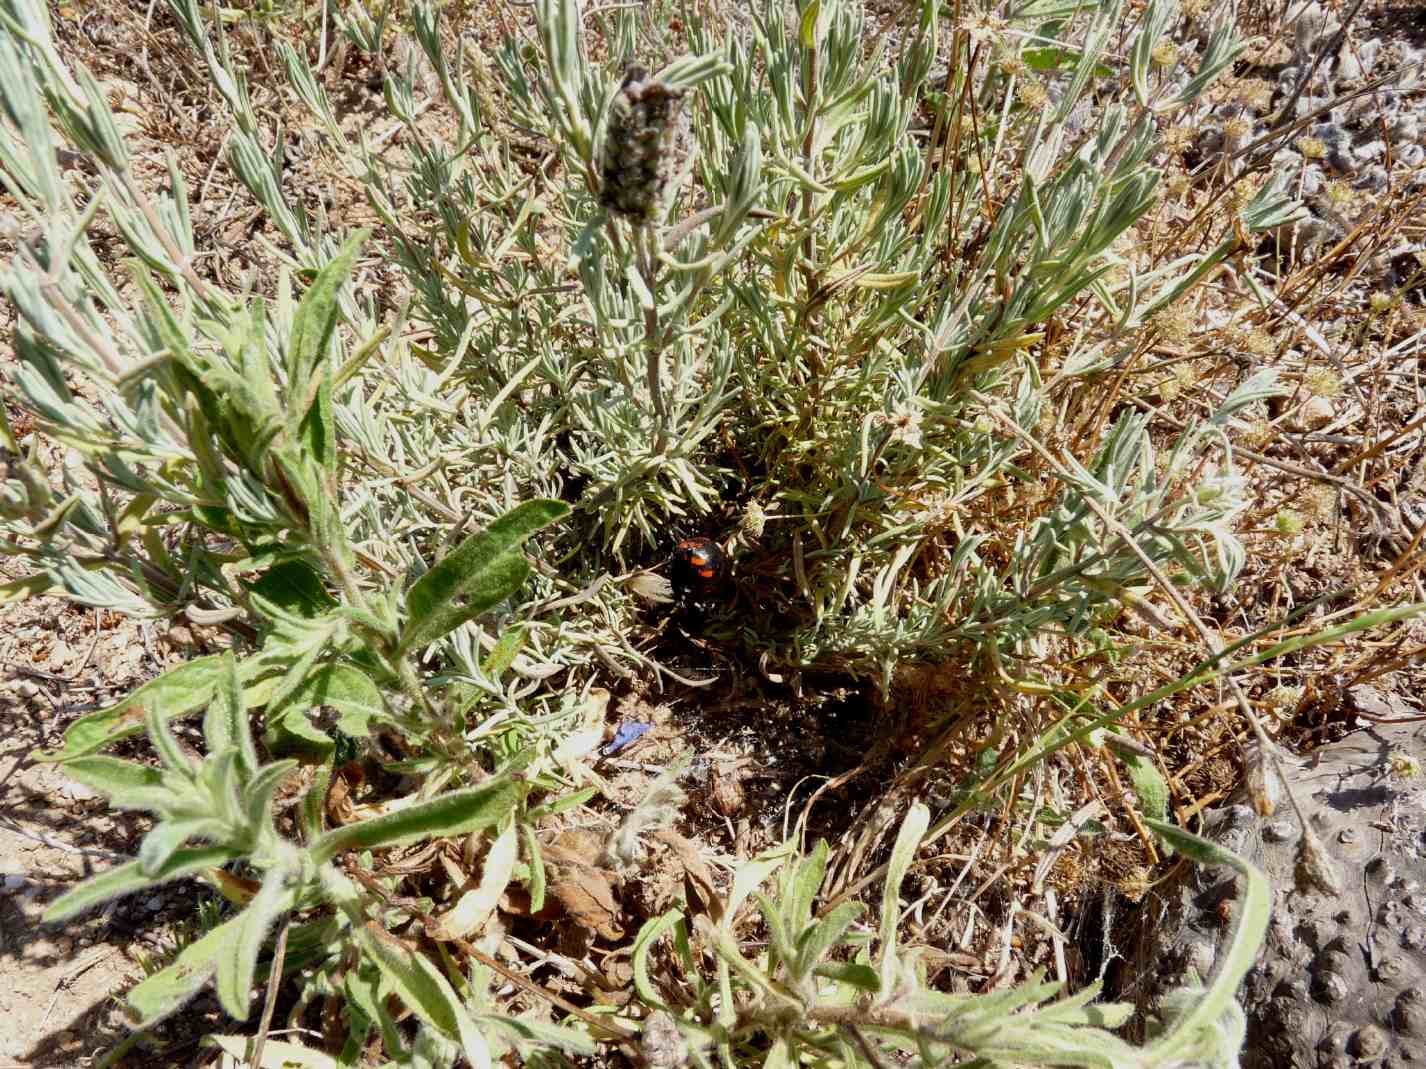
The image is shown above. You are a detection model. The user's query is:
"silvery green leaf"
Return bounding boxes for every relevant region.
[43,846,238,923]
[206,1036,338,1069]
[242,759,299,831]
[793,901,865,980]
[1240,175,1308,231]
[139,817,224,876]
[655,53,733,93]
[1209,369,1283,424]
[286,231,366,438]
[310,777,522,865]
[263,662,386,757]
[1168,22,1246,108]
[205,650,259,779]
[127,911,246,1026]
[879,802,928,993]
[781,838,828,936]
[351,919,492,1066]
[1130,0,1178,108]
[61,755,163,800]
[398,499,569,655]
[34,654,226,762]
[1144,817,1269,1064]
[215,865,294,1021]
[147,702,197,777]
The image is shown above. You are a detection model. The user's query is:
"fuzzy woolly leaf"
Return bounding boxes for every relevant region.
[264,661,386,758]
[879,802,928,993]
[205,651,259,779]
[216,866,294,1020]
[34,654,225,761]
[127,912,246,1026]
[310,778,521,865]
[351,920,491,1066]
[61,755,163,800]
[1145,817,1270,1063]
[794,901,865,980]
[286,231,366,432]
[140,818,221,876]
[43,846,238,923]
[632,910,683,1010]
[398,500,569,655]
[207,1036,338,1069]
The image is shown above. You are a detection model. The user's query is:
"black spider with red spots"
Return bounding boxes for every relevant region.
[669,536,727,601]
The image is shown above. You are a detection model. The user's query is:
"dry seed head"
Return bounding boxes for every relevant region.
[1117,865,1154,904]
[1016,78,1050,111]
[599,66,690,224]
[1296,136,1328,159]
[1153,307,1195,344]
[1324,179,1357,212]
[1304,484,1337,520]
[1368,291,1397,313]
[1239,418,1273,448]
[1162,126,1195,154]
[1264,684,1303,710]
[998,52,1029,79]
[1388,750,1421,779]
[1238,81,1275,111]
[1223,116,1252,142]
[964,11,1008,45]
[1244,328,1275,357]
[1227,180,1259,215]
[740,500,766,541]
[1151,40,1180,66]
[1303,366,1344,399]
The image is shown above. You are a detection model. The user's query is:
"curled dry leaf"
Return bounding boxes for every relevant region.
[325,762,363,826]
[535,830,624,940]
[653,827,722,924]
[1295,822,1343,896]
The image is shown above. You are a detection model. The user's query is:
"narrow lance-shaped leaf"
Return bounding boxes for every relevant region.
[127,912,246,1026]
[879,802,929,994]
[140,818,223,877]
[310,777,522,866]
[351,920,492,1066]
[1145,817,1271,1063]
[60,755,163,801]
[398,500,570,655]
[286,230,366,435]
[216,865,294,1021]
[205,650,259,779]
[43,846,239,924]
[206,1037,337,1069]
[32,654,225,762]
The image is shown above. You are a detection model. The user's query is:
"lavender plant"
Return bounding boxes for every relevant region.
[342,0,1306,691]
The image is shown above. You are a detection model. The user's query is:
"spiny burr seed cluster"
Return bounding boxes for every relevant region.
[599,66,689,224]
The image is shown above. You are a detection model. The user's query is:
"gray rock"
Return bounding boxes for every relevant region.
[1127,720,1426,1068]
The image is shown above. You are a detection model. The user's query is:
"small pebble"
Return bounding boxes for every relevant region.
[60,781,99,802]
